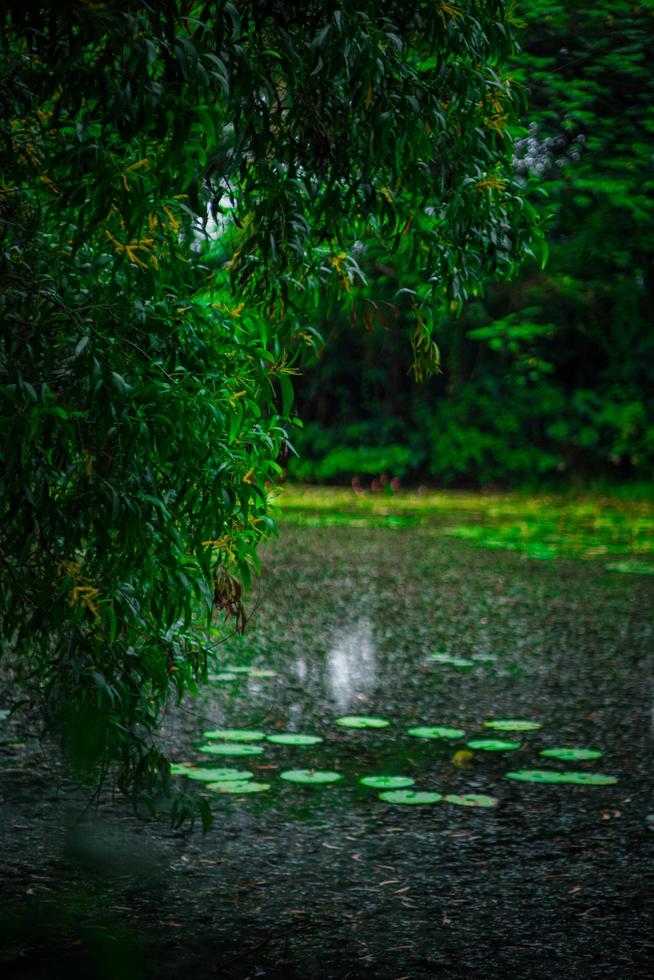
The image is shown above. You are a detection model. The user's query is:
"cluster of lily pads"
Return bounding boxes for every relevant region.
[170,713,617,806]
[443,521,654,573]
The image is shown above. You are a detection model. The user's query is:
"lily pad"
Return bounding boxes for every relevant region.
[379,790,443,805]
[196,742,263,756]
[266,733,324,746]
[606,561,654,575]
[560,772,617,785]
[280,769,343,785]
[359,775,415,789]
[484,719,542,732]
[430,653,474,668]
[169,763,193,775]
[539,747,603,762]
[444,794,498,808]
[206,780,270,794]
[202,729,266,742]
[335,716,390,729]
[408,725,466,740]
[467,738,520,751]
[183,767,254,782]
[505,769,617,785]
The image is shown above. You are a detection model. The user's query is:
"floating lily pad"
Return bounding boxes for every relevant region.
[444,794,498,808]
[183,767,254,782]
[505,769,617,785]
[408,726,466,740]
[505,769,569,784]
[560,772,617,785]
[430,653,474,668]
[378,790,443,805]
[484,719,542,732]
[606,561,654,575]
[359,775,415,789]
[280,769,343,785]
[266,733,324,746]
[196,742,263,756]
[467,738,520,751]
[206,780,270,794]
[540,747,603,762]
[170,763,193,775]
[335,716,390,729]
[202,729,266,742]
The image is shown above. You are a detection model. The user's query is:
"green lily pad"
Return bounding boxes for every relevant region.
[484,719,542,732]
[359,775,415,789]
[561,772,617,785]
[202,729,266,742]
[505,769,569,784]
[170,763,193,775]
[206,780,270,794]
[606,561,654,575]
[505,769,617,785]
[379,790,443,805]
[408,726,466,740]
[196,742,263,756]
[266,733,324,746]
[280,769,343,785]
[539,747,603,762]
[335,716,390,729]
[183,767,254,782]
[467,738,520,751]
[444,794,498,808]
[430,653,474,668]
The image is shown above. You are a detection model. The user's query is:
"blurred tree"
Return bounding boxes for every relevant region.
[291,0,654,487]
[0,1,531,815]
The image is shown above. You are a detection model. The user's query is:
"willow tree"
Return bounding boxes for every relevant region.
[0,1,537,813]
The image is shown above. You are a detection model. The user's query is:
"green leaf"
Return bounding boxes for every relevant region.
[408,726,466,740]
[266,733,323,746]
[359,775,415,789]
[280,769,343,785]
[378,790,443,805]
[335,716,391,729]
[467,739,520,751]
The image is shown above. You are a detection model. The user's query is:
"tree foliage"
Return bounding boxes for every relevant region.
[0,1,533,811]
[290,0,654,487]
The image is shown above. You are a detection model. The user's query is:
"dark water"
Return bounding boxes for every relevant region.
[1,520,653,978]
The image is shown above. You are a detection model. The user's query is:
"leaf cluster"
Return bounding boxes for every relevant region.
[0,1,533,812]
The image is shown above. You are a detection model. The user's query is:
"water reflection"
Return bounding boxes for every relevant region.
[326,616,377,711]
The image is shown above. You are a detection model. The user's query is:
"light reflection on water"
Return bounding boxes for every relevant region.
[325,616,377,711]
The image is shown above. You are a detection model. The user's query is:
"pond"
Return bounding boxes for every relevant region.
[1,489,653,978]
